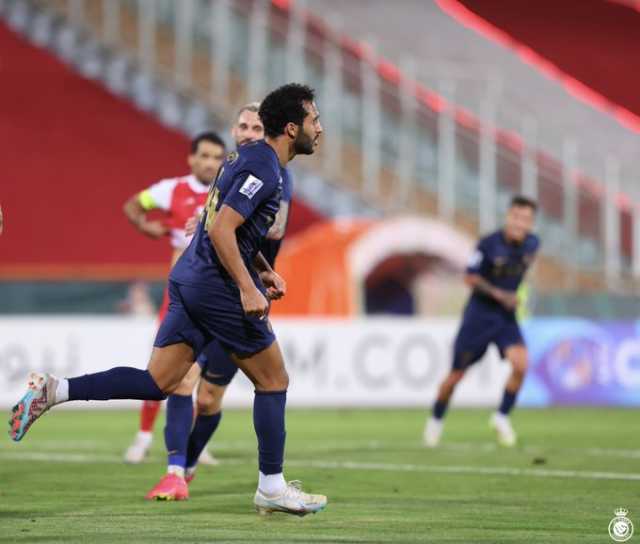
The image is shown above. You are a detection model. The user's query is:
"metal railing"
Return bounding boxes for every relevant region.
[19,0,640,290]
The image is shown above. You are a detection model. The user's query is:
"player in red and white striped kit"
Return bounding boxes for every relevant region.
[122,132,226,464]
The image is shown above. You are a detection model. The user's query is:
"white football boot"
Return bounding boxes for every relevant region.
[197,448,220,466]
[423,417,444,448]
[254,480,327,516]
[124,431,153,463]
[490,412,517,447]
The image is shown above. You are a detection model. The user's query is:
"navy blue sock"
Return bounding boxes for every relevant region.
[433,399,449,420]
[498,389,518,415]
[68,367,165,401]
[185,412,222,469]
[253,390,286,475]
[164,394,194,469]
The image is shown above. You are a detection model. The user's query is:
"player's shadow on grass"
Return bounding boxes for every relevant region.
[0,510,46,519]
[190,479,255,499]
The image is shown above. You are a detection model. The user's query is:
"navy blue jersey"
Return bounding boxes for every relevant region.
[259,166,293,268]
[171,139,282,287]
[466,230,539,313]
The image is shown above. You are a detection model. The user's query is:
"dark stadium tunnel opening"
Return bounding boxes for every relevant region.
[364,252,457,315]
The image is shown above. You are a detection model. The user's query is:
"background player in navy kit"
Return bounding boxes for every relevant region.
[424,196,539,448]
[10,83,327,516]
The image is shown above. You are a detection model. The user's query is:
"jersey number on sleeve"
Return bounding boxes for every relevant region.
[203,166,224,230]
[204,186,221,231]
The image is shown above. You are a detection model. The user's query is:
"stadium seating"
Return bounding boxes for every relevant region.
[452,0,640,127]
[0,17,324,280]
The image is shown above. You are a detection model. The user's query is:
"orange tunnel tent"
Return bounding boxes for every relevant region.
[271,216,476,317]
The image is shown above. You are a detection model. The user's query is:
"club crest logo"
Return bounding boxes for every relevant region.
[609,508,634,542]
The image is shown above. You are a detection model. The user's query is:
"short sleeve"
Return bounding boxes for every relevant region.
[529,235,541,255]
[222,172,278,219]
[466,239,489,274]
[280,168,293,203]
[138,179,176,211]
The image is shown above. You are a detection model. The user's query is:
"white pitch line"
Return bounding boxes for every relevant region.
[209,440,640,459]
[583,447,640,459]
[0,451,123,463]
[433,441,640,460]
[0,451,247,465]
[211,439,640,459]
[4,451,639,482]
[286,460,640,482]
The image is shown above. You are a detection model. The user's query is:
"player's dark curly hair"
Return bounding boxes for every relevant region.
[258,83,316,138]
[510,195,538,212]
[190,131,225,154]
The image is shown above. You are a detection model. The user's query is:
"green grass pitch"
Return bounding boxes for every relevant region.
[1,407,638,543]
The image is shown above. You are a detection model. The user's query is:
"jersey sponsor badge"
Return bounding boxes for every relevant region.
[239,175,264,199]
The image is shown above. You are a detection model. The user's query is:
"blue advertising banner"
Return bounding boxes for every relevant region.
[520,319,640,406]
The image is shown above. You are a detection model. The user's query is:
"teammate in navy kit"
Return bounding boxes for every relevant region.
[424,196,539,448]
[10,84,327,516]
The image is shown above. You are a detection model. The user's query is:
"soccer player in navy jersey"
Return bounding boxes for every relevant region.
[179,167,293,483]
[144,103,296,501]
[424,196,539,448]
[9,83,327,516]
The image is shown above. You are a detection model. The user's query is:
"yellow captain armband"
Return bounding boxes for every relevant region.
[138,190,157,211]
[516,282,530,322]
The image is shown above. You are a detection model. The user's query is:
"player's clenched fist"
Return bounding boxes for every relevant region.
[240,286,269,318]
[260,270,286,300]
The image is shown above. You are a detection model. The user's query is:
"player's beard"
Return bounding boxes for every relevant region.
[293,130,315,155]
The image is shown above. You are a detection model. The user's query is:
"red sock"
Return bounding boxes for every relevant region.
[140,400,162,432]
[139,288,169,434]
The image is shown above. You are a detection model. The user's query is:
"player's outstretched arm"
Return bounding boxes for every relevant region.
[209,205,269,317]
[123,193,168,239]
[0,203,4,235]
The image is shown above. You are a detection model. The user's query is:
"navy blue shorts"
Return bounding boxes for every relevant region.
[452,311,524,371]
[154,279,276,358]
[197,340,239,386]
